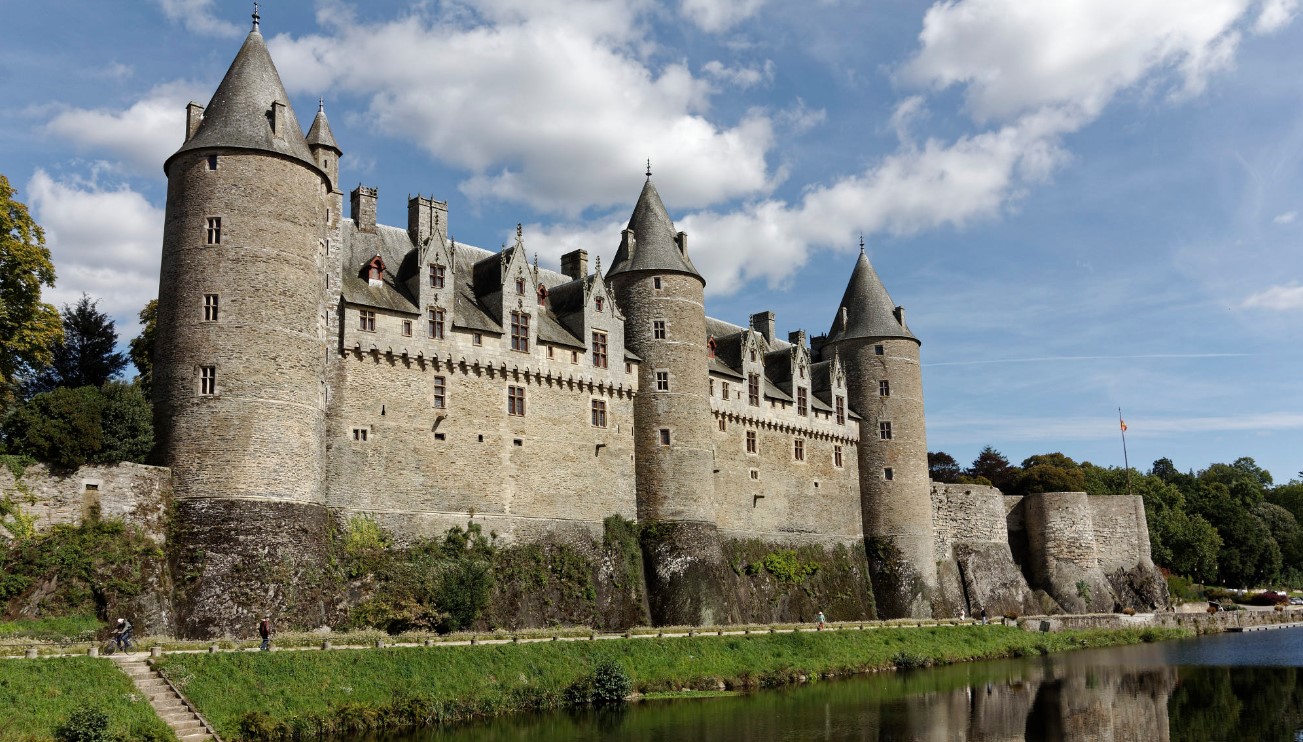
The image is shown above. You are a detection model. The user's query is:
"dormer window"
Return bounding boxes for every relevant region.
[595,296,604,312]
[429,264,445,289]
[516,278,526,294]
[538,284,548,307]
[707,337,717,359]
[365,254,385,286]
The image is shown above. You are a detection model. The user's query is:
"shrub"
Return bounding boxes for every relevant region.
[1122,607,1136,616]
[54,708,111,742]
[565,661,632,706]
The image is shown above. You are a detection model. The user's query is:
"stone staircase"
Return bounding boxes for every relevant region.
[112,655,217,741]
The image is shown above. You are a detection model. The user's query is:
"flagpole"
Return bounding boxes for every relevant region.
[1119,407,1132,497]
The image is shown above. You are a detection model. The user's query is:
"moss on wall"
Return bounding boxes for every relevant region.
[723,539,877,623]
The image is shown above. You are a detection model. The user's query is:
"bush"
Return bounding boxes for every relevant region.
[1,383,152,469]
[565,661,632,706]
[54,708,111,742]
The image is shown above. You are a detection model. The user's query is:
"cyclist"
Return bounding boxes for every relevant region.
[112,618,134,653]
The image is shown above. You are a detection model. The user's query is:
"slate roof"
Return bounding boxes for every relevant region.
[825,250,917,344]
[606,178,701,279]
[306,103,340,152]
[167,28,319,175]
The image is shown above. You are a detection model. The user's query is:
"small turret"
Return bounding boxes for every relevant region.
[306,99,342,193]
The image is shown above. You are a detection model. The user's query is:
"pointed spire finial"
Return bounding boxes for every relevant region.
[595,255,601,273]
[859,233,865,254]
[318,97,324,113]
[646,159,652,179]
[252,2,260,31]
[516,223,523,240]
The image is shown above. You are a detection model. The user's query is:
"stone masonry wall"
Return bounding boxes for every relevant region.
[1089,495,1152,573]
[0,463,172,544]
[931,483,1038,617]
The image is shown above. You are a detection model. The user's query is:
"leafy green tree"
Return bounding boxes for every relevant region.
[2,386,103,469]
[96,381,153,464]
[1012,452,1086,495]
[128,299,157,395]
[0,175,62,397]
[967,446,1017,492]
[29,295,128,394]
[927,451,963,483]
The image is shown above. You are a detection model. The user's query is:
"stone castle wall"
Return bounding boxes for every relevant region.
[0,463,172,544]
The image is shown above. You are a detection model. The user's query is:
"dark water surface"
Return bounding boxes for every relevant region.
[378,628,1303,741]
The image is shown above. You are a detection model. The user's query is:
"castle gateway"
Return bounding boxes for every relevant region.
[153,14,1166,635]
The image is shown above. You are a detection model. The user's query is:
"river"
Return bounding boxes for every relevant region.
[376,628,1303,741]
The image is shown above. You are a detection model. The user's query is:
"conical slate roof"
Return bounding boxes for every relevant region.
[825,249,917,344]
[166,26,318,174]
[306,102,340,152]
[605,178,701,280]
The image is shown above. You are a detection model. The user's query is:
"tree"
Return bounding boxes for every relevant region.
[128,299,157,395]
[28,295,128,394]
[0,175,62,397]
[96,381,153,464]
[2,386,103,469]
[927,451,963,483]
[967,446,1017,493]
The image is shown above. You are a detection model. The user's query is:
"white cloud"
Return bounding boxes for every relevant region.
[902,0,1252,123]
[155,0,242,38]
[702,59,774,89]
[26,170,163,336]
[1273,210,1297,224]
[680,0,767,32]
[45,83,202,177]
[1243,283,1303,310]
[1254,0,1299,33]
[268,9,776,214]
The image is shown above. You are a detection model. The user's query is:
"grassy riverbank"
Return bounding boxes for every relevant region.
[0,657,174,741]
[156,624,1189,740]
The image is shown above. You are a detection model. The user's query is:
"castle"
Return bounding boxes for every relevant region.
[149,14,1167,635]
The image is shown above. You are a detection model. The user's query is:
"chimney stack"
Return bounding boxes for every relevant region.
[560,249,589,280]
[351,186,377,233]
[749,311,776,343]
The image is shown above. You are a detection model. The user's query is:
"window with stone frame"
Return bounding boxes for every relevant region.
[507,385,526,416]
[595,296,604,312]
[874,344,884,355]
[834,444,843,468]
[203,294,219,322]
[592,331,608,368]
[746,430,757,454]
[429,264,445,289]
[205,217,221,245]
[884,467,894,481]
[879,380,890,397]
[659,428,671,446]
[797,388,808,416]
[199,366,216,396]
[718,416,726,432]
[748,373,760,406]
[836,395,845,425]
[428,307,445,339]
[653,276,663,290]
[206,155,218,171]
[402,320,412,337]
[473,332,483,346]
[879,421,893,440]
[794,438,805,461]
[591,399,607,428]
[359,310,376,332]
[516,278,526,294]
[352,428,369,442]
[722,381,730,400]
[433,376,446,409]
[655,370,669,391]
[510,311,530,352]
[653,319,666,340]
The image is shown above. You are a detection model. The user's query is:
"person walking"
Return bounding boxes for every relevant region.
[980,608,988,625]
[258,615,273,651]
[816,610,826,630]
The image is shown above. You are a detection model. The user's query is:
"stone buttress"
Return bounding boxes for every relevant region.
[154,17,336,636]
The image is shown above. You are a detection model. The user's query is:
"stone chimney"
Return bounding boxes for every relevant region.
[185,103,204,141]
[750,311,776,343]
[351,186,377,233]
[810,334,827,359]
[407,195,447,246]
[560,249,589,280]
[788,329,807,348]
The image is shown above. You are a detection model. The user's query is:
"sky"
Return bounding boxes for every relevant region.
[1,0,1300,483]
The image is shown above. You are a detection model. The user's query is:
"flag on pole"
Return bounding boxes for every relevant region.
[1120,419,1127,432]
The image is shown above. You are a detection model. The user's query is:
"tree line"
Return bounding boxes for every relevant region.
[930,447,1303,589]
[0,174,155,469]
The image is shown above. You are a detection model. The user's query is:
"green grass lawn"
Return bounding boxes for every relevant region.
[0,616,102,643]
[158,625,1189,739]
[0,657,174,741]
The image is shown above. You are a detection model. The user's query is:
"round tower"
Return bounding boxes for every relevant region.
[154,14,334,636]
[823,245,937,618]
[606,174,733,626]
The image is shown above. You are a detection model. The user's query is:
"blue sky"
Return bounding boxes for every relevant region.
[2,0,1300,482]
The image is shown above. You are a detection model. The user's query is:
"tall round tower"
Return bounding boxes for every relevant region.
[606,174,733,626]
[823,245,937,618]
[154,13,334,636]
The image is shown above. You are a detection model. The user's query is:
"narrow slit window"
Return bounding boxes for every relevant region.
[205,217,221,245]
[836,396,845,425]
[433,376,446,409]
[206,155,218,171]
[658,428,671,446]
[834,444,843,468]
